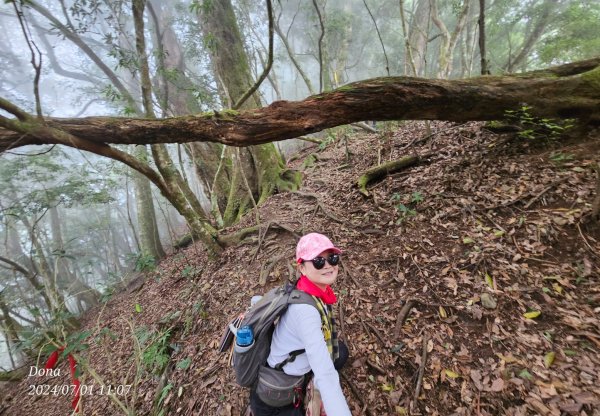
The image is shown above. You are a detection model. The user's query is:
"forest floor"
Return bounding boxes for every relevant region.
[1,121,599,416]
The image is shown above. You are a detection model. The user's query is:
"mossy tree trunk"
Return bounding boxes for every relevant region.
[133,0,222,253]
[132,145,166,260]
[197,0,301,227]
[2,58,599,150]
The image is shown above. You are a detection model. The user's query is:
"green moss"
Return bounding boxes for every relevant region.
[276,169,302,193]
[334,85,355,93]
[486,120,503,128]
[581,66,600,90]
[199,111,215,118]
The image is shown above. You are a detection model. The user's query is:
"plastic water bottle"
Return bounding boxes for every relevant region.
[236,325,254,347]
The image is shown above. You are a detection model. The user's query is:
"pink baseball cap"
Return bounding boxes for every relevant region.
[296,233,342,261]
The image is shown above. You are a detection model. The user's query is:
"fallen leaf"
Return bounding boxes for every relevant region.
[489,378,504,392]
[444,369,460,379]
[543,351,555,368]
[470,369,483,391]
[519,369,533,380]
[485,273,494,289]
[523,310,541,319]
[200,375,218,389]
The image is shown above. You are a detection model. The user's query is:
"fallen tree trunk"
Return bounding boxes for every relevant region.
[357,155,420,196]
[1,58,599,153]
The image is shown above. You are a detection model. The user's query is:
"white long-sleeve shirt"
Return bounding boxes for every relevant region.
[267,303,351,415]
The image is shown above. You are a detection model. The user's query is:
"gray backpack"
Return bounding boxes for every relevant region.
[233,282,316,388]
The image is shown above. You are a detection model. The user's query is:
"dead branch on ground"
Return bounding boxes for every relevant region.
[394,300,416,338]
[357,155,420,196]
[411,336,429,414]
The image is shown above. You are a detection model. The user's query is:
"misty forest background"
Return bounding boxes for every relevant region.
[0,0,599,374]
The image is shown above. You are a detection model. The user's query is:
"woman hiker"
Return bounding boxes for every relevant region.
[250,233,352,415]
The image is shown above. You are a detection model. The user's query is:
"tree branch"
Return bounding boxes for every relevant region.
[311,0,325,92]
[233,0,274,110]
[0,58,598,153]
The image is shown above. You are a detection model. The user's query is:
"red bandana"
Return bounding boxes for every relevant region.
[296,275,337,305]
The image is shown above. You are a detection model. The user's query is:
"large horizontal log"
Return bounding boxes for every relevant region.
[1,58,598,153]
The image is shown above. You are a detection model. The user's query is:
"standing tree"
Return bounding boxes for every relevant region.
[196,0,300,226]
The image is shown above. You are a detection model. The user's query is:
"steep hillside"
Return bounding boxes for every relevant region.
[2,121,599,416]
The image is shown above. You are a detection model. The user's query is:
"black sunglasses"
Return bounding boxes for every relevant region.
[304,253,340,270]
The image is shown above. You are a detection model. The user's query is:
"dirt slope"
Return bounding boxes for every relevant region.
[2,121,599,416]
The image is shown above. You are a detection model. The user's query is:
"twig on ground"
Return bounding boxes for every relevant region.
[340,372,374,416]
[198,396,207,414]
[524,178,568,209]
[199,362,222,379]
[357,314,386,347]
[512,235,524,255]
[570,331,600,349]
[577,223,600,259]
[352,121,377,133]
[293,191,344,223]
[481,177,567,211]
[411,336,429,413]
[403,123,468,149]
[341,261,359,287]
[366,358,386,375]
[394,300,416,338]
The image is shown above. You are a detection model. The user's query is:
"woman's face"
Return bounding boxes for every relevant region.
[299,249,339,290]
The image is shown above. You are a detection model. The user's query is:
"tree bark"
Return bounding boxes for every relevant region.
[430,0,470,78]
[2,58,598,152]
[478,0,490,75]
[407,0,432,77]
[197,0,300,227]
[505,0,559,73]
[132,146,166,260]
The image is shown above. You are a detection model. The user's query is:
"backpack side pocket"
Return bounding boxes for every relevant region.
[255,365,305,407]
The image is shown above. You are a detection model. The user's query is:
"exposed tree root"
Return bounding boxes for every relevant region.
[217,222,299,248]
[293,191,344,223]
[357,155,420,196]
[351,121,378,133]
[259,253,287,286]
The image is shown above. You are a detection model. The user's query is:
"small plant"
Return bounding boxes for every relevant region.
[100,286,115,303]
[131,252,156,272]
[180,265,200,279]
[391,192,423,224]
[318,133,336,150]
[504,105,574,141]
[135,327,172,375]
[157,383,174,415]
[549,151,574,166]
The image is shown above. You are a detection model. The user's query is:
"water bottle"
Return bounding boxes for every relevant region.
[236,325,254,350]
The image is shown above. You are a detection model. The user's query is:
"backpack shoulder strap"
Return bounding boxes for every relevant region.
[271,289,318,370]
[287,289,317,308]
